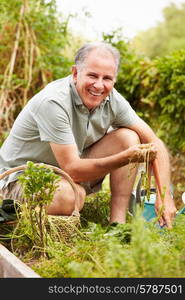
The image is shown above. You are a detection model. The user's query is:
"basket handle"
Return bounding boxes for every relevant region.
[0,164,80,217]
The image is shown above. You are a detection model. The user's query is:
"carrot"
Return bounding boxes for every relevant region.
[152,160,163,199]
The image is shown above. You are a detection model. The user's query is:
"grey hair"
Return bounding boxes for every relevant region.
[74,42,120,74]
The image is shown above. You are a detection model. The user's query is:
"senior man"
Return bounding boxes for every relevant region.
[0,42,176,227]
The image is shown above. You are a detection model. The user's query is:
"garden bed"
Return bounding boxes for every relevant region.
[1,200,185,278]
[0,243,40,278]
[0,165,185,278]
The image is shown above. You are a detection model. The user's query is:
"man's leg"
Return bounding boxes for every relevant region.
[83,128,140,223]
[46,179,86,216]
[1,176,86,217]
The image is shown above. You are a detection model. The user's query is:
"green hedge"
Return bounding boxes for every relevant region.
[111,38,185,153]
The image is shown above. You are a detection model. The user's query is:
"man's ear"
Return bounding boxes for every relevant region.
[72,65,78,82]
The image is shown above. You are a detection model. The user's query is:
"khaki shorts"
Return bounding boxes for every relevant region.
[1,181,24,202]
[79,145,105,195]
[1,175,104,202]
[80,178,104,195]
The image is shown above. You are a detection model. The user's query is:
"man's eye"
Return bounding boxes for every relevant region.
[104,77,113,81]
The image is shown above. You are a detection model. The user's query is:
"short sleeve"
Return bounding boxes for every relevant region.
[31,99,76,144]
[111,89,140,128]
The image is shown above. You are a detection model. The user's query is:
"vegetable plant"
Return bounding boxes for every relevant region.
[15,161,60,257]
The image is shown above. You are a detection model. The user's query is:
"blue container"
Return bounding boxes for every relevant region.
[142,194,156,221]
[142,193,185,222]
[130,186,185,222]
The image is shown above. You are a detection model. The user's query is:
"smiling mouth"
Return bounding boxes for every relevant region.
[88,90,103,97]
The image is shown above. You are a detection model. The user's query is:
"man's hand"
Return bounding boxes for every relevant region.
[155,195,177,229]
[127,143,157,163]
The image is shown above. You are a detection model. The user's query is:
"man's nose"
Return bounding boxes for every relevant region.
[93,78,104,89]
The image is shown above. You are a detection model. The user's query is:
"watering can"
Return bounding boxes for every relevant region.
[129,177,185,222]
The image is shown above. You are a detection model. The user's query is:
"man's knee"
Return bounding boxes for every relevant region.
[112,128,140,148]
[78,186,86,210]
[48,180,86,215]
[48,189,75,215]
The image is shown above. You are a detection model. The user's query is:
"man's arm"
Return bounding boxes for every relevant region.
[50,142,156,183]
[128,118,177,228]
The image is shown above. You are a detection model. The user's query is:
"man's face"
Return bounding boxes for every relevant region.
[72,49,117,111]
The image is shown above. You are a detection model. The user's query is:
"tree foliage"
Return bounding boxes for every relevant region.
[0,1,185,155]
[103,32,185,153]
[133,3,185,58]
[0,0,72,135]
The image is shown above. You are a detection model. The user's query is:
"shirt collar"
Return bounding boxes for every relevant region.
[69,76,110,107]
[70,76,83,105]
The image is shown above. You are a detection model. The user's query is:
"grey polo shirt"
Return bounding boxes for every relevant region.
[0,75,140,189]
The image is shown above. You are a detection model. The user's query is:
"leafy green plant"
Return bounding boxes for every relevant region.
[14,161,60,257]
[32,211,185,278]
[80,189,110,227]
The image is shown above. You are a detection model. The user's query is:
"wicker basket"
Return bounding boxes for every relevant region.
[0,163,80,218]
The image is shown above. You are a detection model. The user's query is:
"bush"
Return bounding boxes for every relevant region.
[0,0,72,135]
[105,33,185,153]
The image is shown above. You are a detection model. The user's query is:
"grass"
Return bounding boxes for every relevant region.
[1,175,185,278]
[29,181,185,278]
[30,209,185,278]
